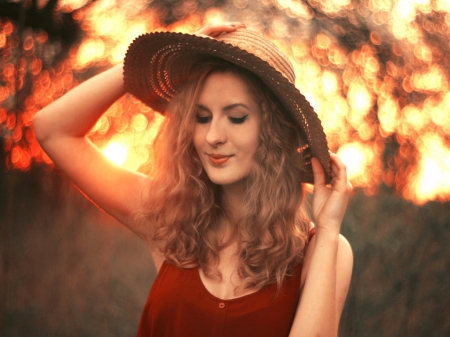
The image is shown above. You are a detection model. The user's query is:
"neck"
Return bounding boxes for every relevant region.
[221,182,245,221]
[214,185,244,247]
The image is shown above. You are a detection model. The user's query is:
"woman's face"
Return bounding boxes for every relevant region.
[193,71,261,189]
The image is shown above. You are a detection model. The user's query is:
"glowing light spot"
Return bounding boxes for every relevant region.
[433,0,450,12]
[0,86,10,102]
[317,0,351,13]
[378,95,400,136]
[408,135,450,204]
[328,46,347,68]
[23,36,34,50]
[316,33,331,50]
[394,0,416,20]
[76,38,105,68]
[0,108,6,124]
[292,40,309,60]
[3,21,13,35]
[414,43,433,62]
[347,82,373,113]
[370,31,382,45]
[59,0,91,12]
[270,18,289,38]
[403,105,428,131]
[337,142,375,185]
[131,114,148,132]
[204,8,225,25]
[0,33,6,48]
[288,1,313,19]
[103,142,128,166]
[321,70,338,95]
[92,115,110,134]
[411,65,446,92]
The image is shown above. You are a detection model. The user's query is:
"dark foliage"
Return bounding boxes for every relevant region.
[148,0,227,25]
[0,0,82,49]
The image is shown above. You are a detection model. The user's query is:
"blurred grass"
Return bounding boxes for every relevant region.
[340,185,450,336]
[1,168,449,336]
[0,168,155,337]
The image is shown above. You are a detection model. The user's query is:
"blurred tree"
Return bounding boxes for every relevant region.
[0,0,82,50]
[227,0,450,202]
[341,185,450,336]
[1,0,450,203]
[148,0,227,24]
[1,1,450,336]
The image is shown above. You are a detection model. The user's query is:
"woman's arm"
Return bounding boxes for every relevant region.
[33,22,247,246]
[290,153,353,337]
[33,64,150,239]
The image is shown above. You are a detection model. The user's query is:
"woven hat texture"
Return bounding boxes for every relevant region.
[123,29,330,183]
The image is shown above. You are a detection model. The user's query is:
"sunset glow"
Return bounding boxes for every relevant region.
[103,141,128,166]
[2,0,450,204]
[406,135,450,204]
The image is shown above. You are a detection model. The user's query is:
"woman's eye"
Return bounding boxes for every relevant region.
[229,115,248,124]
[196,116,211,124]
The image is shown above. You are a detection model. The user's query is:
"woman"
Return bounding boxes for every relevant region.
[34,23,353,336]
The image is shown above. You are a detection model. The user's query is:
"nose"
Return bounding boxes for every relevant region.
[205,118,227,147]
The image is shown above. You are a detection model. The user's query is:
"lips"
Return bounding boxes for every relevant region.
[208,154,232,165]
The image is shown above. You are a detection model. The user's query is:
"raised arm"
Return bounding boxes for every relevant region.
[33,64,150,239]
[33,22,247,245]
[290,153,353,337]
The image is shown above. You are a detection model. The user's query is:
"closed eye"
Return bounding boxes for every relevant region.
[229,115,248,124]
[196,115,211,124]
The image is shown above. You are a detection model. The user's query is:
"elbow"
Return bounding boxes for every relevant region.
[33,109,50,146]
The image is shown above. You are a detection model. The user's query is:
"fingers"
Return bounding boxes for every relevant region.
[311,154,352,230]
[313,154,352,192]
[329,153,353,194]
[311,157,326,187]
[195,22,246,38]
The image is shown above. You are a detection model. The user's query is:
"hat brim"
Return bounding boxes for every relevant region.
[123,31,330,184]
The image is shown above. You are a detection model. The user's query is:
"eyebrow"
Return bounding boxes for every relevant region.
[197,103,250,112]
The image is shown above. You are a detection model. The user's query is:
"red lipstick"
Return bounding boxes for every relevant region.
[209,154,231,165]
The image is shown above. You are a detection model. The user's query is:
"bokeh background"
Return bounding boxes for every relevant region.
[1,0,450,336]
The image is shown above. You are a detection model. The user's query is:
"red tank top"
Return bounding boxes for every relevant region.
[137,261,303,337]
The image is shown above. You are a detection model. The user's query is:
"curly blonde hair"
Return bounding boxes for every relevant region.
[138,58,311,292]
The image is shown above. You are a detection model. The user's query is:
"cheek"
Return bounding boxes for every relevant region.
[192,126,202,150]
[250,125,261,155]
[240,132,260,162]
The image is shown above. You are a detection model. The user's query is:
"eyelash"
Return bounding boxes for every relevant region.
[229,115,248,124]
[196,116,211,124]
[195,115,249,125]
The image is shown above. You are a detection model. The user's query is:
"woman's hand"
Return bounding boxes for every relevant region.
[33,64,150,240]
[195,22,246,38]
[290,153,353,337]
[311,153,352,235]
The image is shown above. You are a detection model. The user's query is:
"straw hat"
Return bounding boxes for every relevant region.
[123,29,330,183]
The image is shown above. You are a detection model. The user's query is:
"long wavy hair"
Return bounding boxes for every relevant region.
[138,58,311,292]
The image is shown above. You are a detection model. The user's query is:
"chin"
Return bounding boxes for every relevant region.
[208,176,238,186]
[201,162,252,188]
[205,172,247,188]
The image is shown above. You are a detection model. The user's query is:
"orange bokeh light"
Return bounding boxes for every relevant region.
[103,141,128,166]
[406,134,450,204]
[1,0,450,204]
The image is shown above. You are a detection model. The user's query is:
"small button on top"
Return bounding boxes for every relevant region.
[219,302,225,309]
